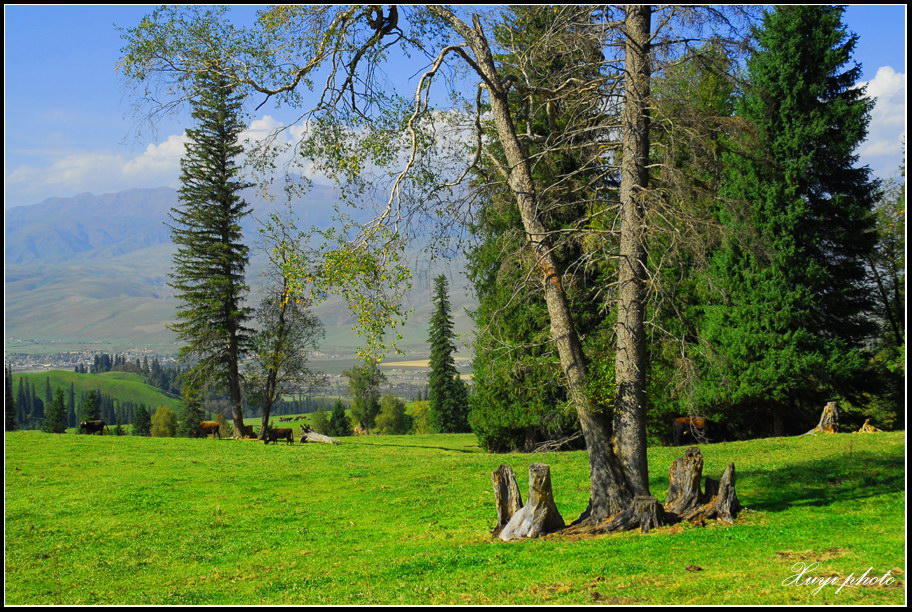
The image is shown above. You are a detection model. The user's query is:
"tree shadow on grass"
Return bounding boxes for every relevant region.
[719,450,904,513]
[356,441,483,454]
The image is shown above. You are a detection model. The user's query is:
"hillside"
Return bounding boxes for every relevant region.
[10,369,181,411]
[5,187,476,355]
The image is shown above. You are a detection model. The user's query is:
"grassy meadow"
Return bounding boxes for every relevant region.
[4,429,905,605]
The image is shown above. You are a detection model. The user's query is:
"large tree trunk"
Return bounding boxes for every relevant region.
[613,4,652,498]
[430,6,637,523]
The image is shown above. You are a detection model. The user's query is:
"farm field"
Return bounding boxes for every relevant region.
[4,430,905,605]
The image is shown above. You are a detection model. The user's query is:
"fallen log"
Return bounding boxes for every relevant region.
[803,401,839,435]
[498,463,565,541]
[299,426,341,445]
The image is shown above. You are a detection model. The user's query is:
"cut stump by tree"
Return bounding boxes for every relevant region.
[497,463,565,541]
[803,401,839,435]
[491,464,523,537]
[492,446,742,540]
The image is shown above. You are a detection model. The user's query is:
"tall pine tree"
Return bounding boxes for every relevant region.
[696,6,878,436]
[168,68,253,437]
[44,388,67,434]
[427,275,469,433]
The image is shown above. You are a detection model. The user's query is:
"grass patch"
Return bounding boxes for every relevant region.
[4,430,904,604]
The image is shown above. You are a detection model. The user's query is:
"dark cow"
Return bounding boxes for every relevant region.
[79,420,106,435]
[195,421,221,439]
[279,417,293,422]
[238,424,257,439]
[264,427,294,445]
[672,416,710,446]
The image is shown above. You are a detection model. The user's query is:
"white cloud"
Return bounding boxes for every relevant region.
[857,66,906,179]
[4,117,330,207]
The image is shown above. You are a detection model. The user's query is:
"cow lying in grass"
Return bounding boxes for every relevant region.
[264,427,294,445]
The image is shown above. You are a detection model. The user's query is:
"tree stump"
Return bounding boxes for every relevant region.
[681,462,742,524]
[498,463,565,541]
[803,401,839,435]
[664,446,705,516]
[855,418,883,434]
[491,465,523,536]
[663,446,742,524]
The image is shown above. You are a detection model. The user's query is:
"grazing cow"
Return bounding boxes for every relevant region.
[672,416,710,446]
[238,424,257,438]
[195,421,221,439]
[264,427,294,445]
[79,420,106,435]
[279,417,292,422]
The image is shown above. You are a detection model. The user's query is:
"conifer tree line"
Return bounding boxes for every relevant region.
[466,5,903,450]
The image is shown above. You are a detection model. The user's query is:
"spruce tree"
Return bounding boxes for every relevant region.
[427,275,469,433]
[327,400,353,437]
[80,390,101,423]
[697,6,878,435]
[43,388,67,434]
[168,68,252,437]
[133,404,152,436]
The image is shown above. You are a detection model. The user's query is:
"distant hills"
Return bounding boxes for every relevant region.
[5,187,475,355]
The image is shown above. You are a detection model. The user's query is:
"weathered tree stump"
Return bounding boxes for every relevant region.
[664,446,705,516]
[498,463,565,541]
[491,465,523,536]
[663,446,742,524]
[681,462,742,524]
[803,401,839,435]
[855,418,883,434]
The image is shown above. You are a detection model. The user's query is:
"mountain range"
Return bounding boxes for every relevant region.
[4,187,475,356]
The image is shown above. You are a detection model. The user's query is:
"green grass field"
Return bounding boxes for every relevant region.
[4,430,905,605]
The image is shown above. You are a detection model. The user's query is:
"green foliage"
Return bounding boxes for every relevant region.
[79,390,101,423]
[405,400,432,434]
[43,389,67,434]
[178,398,207,438]
[5,366,16,432]
[150,406,177,438]
[694,6,879,436]
[427,275,469,433]
[133,405,152,437]
[375,394,414,435]
[310,408,331,435]
[168,68,252,415]
[327,399,353,437]
[343,360,386,433]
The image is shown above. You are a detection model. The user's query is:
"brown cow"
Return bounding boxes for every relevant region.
[264,427,294,445]
[672,416,709,445]
[79,420,106,435]
[195,421,221,439]
[238,424,257,439]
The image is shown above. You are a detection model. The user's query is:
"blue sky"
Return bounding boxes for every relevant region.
[4,5,907,208]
